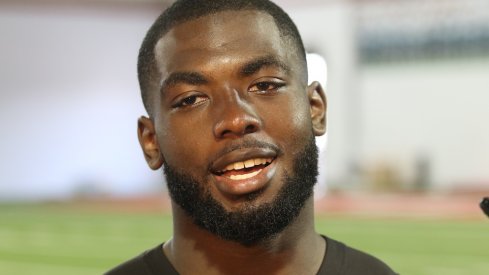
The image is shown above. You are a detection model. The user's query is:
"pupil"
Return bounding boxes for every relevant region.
[257,83,269,90]
[184,96,196,105]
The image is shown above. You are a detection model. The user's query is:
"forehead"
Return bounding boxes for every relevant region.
[154,10,295,76]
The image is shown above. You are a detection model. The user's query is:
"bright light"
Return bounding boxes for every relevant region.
[307,53,327,87]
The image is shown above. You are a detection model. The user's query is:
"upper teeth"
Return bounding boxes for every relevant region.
[221,158,272,172]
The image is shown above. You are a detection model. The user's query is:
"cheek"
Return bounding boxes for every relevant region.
[290,105,311,132]
[263,94,312,142]
[288,109,313,153]
[155,117,210,170]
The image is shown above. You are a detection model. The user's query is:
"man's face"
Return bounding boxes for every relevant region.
[139,10,326,243]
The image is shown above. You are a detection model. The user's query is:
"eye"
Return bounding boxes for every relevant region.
[172,94,209,108]
[248,81,285,95]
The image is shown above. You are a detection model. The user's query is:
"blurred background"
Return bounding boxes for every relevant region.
[1,0,488,274]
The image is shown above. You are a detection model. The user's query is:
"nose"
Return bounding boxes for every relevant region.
[213,92,261,139]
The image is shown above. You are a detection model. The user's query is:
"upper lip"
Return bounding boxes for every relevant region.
[210,147,277,174]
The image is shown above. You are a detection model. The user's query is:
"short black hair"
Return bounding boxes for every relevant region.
[138,0,307,115]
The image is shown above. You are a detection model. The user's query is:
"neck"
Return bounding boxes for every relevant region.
[164,197,325,275]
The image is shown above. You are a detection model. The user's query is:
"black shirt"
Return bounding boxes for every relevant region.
[105,236,398,275]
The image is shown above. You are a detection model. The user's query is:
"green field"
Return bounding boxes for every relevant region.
[0,204,487,275]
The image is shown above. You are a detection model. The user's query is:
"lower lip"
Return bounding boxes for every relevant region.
[212,161,277,197]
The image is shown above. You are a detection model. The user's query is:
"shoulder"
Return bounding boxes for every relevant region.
[104,252,151,275]
[319,236,398,275]
[104,243,177,275]
[340,242,398,275]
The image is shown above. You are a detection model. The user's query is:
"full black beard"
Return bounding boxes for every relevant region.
[164,135,318,246]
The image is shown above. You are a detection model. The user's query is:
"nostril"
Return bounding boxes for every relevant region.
[221,129,232,137]
[244,124,257,134]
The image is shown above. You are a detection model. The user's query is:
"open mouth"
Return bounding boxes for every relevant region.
[214,158,274,180]
[210,147,279,196]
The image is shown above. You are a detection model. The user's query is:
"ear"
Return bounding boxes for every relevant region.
[307,81,327,136]
[137,116,164,170]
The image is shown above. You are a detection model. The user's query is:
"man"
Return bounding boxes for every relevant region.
[106,0,397,274]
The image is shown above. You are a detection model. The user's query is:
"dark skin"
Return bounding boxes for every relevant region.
[138,10,327,275]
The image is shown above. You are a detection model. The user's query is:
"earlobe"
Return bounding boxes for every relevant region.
[307,81,327,136]
[137,116,164,170]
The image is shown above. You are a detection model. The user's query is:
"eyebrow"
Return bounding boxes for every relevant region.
[159,55,289,93]
[239,55,290,77]
[160,71,209,92]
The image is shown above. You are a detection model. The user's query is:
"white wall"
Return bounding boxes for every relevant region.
[0,3,164,200]
[360,59,489,189]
